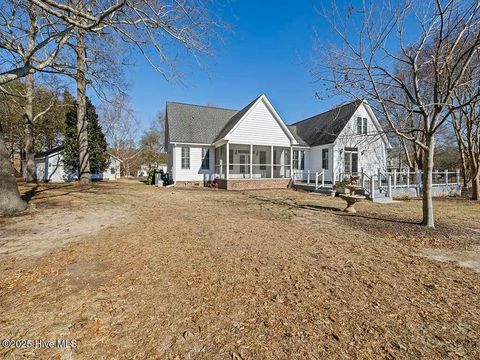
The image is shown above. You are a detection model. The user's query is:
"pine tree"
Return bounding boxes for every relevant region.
[62,93,109,176]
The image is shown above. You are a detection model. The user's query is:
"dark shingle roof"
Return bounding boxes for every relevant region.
[166,102,238,144]
[288,100,362,147]
[34,146,63,158]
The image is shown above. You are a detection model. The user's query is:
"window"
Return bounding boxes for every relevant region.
[344,147,358,174]
[357,117,367,135]
[322,149,329,170]
[181,147,190,169]
[229,149,233,171]
[201,148,210,170]
[259,151,266,170]
[110,168,115,175]
[293,150,305,170]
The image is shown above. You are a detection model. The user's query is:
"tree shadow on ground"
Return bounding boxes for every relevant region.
[299,204,343,212]
[20,183,111,203]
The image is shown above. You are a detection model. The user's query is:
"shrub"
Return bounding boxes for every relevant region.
[146,168,157,185]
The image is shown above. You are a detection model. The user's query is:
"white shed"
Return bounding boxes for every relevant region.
[23,148,122,182]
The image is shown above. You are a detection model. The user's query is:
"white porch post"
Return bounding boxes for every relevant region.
[270,145,274,179]
[250,144,253,179]
[226,142,230,180]
[290,146,293,178]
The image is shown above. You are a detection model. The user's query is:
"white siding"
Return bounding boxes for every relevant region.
[227,99,292,146]
[309,145,334,182]
[28,152,120,183]
[333,103,387,179]
[167,144,174,175]
[46,153,75,182]
[101,157,121,180]
[173,145,215,182]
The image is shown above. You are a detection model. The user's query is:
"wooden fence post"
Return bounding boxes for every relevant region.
[393,169,397,189]
[307,170,310,185]
[406,169,410,188]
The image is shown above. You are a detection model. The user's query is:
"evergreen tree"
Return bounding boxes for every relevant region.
[62,93,109,176]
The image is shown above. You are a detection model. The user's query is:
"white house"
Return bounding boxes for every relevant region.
[137,163,167,177]
[23,147,122,182]
[165,94,391,190]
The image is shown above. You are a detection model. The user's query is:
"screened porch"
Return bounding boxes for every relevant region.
[215,143,292,179]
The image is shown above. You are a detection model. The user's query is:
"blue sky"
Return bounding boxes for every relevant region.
[124,0,340,133]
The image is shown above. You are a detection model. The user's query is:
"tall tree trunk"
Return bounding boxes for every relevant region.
[0,135,27,215]
[24,73,36,182]
[471,171,479,201]
[76,28,91,185]
[422,134,435,227]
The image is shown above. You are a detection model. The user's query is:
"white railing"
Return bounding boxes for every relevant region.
[334,169,460,199]
[292,169,325,190]
[385,169,461,189]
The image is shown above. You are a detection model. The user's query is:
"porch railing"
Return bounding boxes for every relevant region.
[334,169,461,199]
[292,169,325,190]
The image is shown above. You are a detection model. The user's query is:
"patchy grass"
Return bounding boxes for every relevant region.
[0,181,479,359]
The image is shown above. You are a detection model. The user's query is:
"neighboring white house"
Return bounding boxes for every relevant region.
[137,163,167,177]
[165,94,391,190]
[23,147,122,182]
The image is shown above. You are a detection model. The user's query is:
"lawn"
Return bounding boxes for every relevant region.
[0,180,479,359]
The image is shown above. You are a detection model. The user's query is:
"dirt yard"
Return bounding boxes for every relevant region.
[0,180,479,359]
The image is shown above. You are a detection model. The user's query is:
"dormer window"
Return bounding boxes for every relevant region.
[357,117,367,135]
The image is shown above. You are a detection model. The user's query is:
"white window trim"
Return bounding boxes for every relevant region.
[181,147,190,169]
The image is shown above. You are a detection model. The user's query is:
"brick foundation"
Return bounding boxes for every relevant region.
[215,178,292,190]
[175,181,204,187]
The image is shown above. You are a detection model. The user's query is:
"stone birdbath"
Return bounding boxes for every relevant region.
[339,177,366,213]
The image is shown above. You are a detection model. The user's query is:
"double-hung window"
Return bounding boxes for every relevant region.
[293,150,305,170]
[322,149,329,170]
[201,148,210,170]
[357,117,368,135]
[344,147,358,174]
[181,147,190,169]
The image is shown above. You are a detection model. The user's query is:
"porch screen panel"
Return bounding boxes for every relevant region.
[252,145,271,178]
[259,151,266,170]
[273,147,291,178]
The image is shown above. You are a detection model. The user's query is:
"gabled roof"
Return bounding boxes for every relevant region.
[166,95,296,145]
[213,96,261,142]
[166,102,238,144]
[288,100,362,147]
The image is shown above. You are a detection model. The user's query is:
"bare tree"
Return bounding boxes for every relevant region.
[101,92,141,176]
[0,0,223,214]
[449,68,480,199]
[312,0,480,227]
